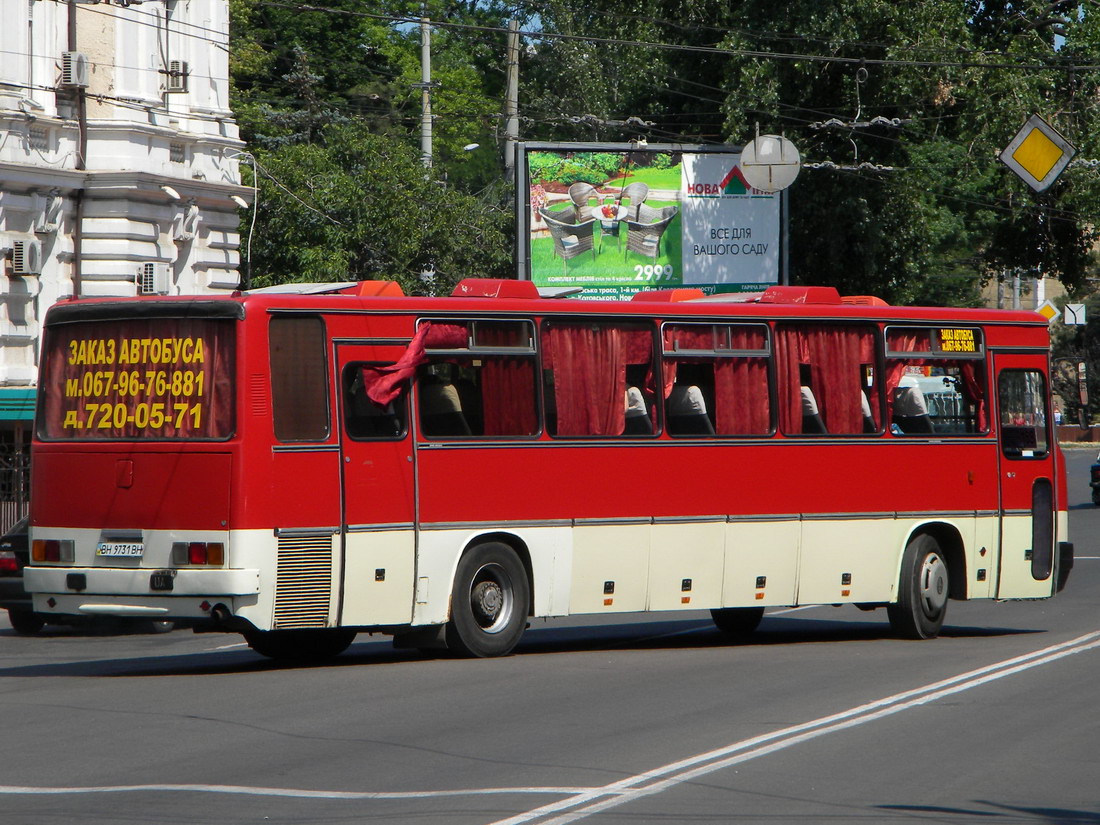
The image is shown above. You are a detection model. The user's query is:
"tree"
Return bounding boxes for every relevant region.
[529,0,1100,304]
[229,0,518,286]
[248,125,513,292]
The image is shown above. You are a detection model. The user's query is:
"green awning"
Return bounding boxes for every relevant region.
[0,388,37,422]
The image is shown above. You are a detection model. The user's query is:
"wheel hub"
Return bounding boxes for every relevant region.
[919,553,949,616]
[472,581,503,623]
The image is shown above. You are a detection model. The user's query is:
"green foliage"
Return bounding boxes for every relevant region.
[530,0,1100,305]
[527,153,569,183]
[229,0,516,287]
[229,0,1100,310]
[526,152,623,185]
[249,126,512,292]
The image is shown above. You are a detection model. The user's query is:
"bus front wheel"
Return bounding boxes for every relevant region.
[446,543,529,658]
[888,534,949,640]
[711,606,764,639]
[244,628,357,661]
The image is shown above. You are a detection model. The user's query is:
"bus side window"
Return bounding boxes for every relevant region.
[776,324,876,436]
[417,356,539,439]
[998,370,1048,458]
[884,327,987,436]
[343,363,406,439]
[270,316,330,442]
[666,361,716,435]
[661,323,770,437]
[542,321,656,437]
[419,366,473,437]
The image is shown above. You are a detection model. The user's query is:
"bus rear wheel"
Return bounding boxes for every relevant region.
[7,608,45,636]
[244,628,357,661]
[711,606,764,639]
[445,543,529,658]
[888,534,949,640]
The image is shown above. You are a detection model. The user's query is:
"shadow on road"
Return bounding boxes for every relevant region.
[881,801,1100,824]
[0,614,1045,679]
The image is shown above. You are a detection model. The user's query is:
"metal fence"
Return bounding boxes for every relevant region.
[0,436,29,535]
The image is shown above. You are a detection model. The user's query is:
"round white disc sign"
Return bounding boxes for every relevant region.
[739,135,801,193]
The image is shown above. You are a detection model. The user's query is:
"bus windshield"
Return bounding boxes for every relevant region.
[37,316,235,440]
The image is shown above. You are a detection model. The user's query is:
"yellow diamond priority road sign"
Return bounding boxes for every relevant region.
[1000,114,1076,193]
[1037,300,1059,324]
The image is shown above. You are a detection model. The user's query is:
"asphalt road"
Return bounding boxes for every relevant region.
[2,448,1099,825]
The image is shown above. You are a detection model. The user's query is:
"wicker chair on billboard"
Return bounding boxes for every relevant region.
[567,182,599,219]
[539,206,597,274]
[619,182,650,219]
[624,205,678,261]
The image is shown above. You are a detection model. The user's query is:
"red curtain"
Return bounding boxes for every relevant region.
[885,330,921,402]
[716,326,769,434]
[545,323,654,436]
[957,362,986,430]
[774,327,807,433]
[363,322,466,405]
[662,325,769,434]
[776,325,873,434]
[479,326,538,436]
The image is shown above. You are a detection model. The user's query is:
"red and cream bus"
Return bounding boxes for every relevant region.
[25,279,1073,659]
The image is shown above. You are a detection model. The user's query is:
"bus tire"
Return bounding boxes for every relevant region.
[887,533,949,640]
[7,608,45,636]
[711,606,764,638]
[141,619,176,634]
[445,542,529,658]
[244,628,357,661]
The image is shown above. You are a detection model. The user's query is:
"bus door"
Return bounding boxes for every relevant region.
[993,351,1057,599]
[334,343,416,626]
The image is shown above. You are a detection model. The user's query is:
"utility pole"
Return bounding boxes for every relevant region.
[503,19,520,182]
[418,13,433,170]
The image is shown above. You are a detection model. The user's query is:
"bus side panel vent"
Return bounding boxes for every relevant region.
[274,534,332,628]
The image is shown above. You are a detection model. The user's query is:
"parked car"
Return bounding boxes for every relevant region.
[0,519,174,635]
[1091,453,1100,506]
[0,518,44,634]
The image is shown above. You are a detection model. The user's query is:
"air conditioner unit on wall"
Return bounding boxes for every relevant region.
[138,262,170,295]
[60,52,90,89]
[12,240,43,275]
[165,61,189,94]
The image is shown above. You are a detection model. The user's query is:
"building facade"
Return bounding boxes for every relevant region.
[0,0,248,530]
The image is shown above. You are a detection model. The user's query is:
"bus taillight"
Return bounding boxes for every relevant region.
[171,542,224,566]
[31,540,73,563]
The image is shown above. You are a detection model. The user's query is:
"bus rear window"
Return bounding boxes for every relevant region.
[38,318,235,440]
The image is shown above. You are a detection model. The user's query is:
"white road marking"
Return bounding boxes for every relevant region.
[0,784,597,799]
[490,630,1100,825]
[2,631,1097,821]
[767,605,818,615]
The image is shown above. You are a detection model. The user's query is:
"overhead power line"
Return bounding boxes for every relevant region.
[251,0,1100,73]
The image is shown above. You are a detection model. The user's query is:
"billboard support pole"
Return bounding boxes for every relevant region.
[781,188,789,286]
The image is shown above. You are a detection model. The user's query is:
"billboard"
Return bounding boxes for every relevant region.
[517,142,785,300]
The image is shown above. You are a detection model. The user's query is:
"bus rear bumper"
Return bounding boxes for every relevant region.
[25,566,260,618]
